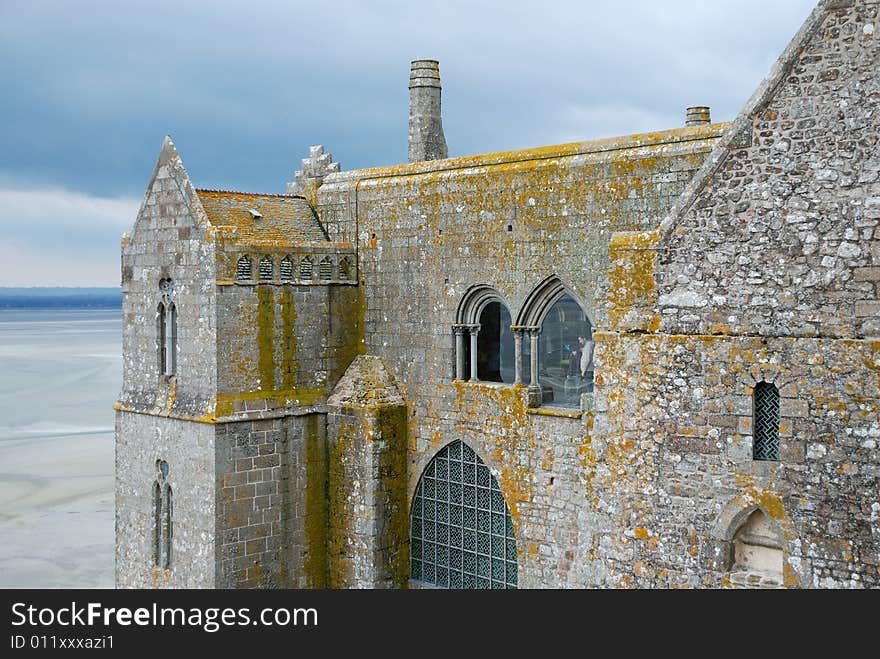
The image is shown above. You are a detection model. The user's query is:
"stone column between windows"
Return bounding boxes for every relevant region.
[453,325,467,380]
[527,327,540,389]
[512,326,524,384]
[468,324,480,382]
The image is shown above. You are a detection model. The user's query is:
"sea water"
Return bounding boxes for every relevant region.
[0,309,120,588]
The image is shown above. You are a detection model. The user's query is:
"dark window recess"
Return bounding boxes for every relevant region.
[753,381,780,461]
[259,256,274,281]
[477,301,515,383]
[338,258,351,280]
[236,256,252,281]
[299,257,313,280]
[318,257,333,280]
[280,257,294,281]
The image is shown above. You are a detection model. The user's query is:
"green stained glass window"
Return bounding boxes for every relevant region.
[410,440,518,589]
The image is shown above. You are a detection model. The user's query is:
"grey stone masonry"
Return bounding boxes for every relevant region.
[327,356,408,588]
[408,60,448,163]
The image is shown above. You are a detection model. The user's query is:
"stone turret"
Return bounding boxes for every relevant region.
[408,59,448,163]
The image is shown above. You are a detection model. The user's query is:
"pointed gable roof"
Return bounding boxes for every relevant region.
[658,0,836,238]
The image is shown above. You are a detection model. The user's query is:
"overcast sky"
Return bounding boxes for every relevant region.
[0,0,817,286]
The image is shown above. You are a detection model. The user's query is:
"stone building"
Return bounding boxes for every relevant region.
[115,0,879,588]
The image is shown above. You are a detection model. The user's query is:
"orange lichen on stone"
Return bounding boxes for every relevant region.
[607,230,661,332]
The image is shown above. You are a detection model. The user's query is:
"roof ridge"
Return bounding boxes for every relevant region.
[195,188,307,200]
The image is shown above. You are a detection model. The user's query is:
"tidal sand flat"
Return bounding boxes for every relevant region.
[0,310,119,588]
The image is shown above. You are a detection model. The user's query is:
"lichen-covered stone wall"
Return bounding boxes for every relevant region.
[597,0,879,588]
[327,356,408,588]
[214,414,327,588]
[314,128,723,587]
[591,333,879,587]
[657,0,879,339]
[116,412,216,588]
[118,138,217,420]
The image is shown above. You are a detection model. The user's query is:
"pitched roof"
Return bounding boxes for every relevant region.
[195,189,327,244]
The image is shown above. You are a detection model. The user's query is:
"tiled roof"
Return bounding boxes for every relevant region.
[195,189,327,243]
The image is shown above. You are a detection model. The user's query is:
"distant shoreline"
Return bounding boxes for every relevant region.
[0,287,121,309]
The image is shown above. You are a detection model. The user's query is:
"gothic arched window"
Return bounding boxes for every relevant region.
[280,256,294,281]
[410,441,518,589]
[157,280,177,378]
[454,285,514,383]
[236,255,253,281]
[153,460,173,570]
[259,255,274,281]
[476,301,514,382]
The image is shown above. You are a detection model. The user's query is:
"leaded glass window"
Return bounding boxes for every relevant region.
[411,441,517,589]
[533,293,592,408]
[753,381,780,461]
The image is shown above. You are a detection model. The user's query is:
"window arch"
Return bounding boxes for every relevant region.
[258,255,274,281]
[236,255,253,281]
[454,285,515,383]
[338,257,351,281]
[157,302,166,375]
[730,509,783,587]
[299,256,314,281]
[410,441,518,589]
[280,256,294,281]
[318,256,333,280]
[157,280,176,378]
[516,276,592,408]
[753,381,780,461]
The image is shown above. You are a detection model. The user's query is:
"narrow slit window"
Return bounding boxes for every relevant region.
[259,255,274,281]
[280,256,293,281]
[166,303,177,377]
[318,256,333,280]
[157,303,166,375]
[164,485,173,569]
[236,255,253,281]
[153,481,161,567]
[753,381,780,461]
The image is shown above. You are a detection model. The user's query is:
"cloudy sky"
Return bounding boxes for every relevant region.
[0,0,817,286]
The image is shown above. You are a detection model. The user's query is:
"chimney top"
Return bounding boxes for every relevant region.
[410,59,442,89]
[686,106,711,126]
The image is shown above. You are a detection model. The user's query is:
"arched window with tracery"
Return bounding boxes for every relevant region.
[410,441,517,589]
[454,285,515,384]
[516,276,593,408]
[157,279,177,378]
[153,460,173,570]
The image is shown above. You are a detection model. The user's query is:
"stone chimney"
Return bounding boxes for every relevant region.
[408,59,448,163]
[686,106,711,126]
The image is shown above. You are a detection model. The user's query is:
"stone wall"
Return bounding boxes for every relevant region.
[313,128,723,587]
[116,412,216,588]
[327,356,408,588]
[596,0,880,588]
[657,0,879,339]
[118,137,217,419]
[214,414,327,588]
[591,333,879,587]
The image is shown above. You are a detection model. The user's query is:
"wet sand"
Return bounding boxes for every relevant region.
[0,310,119,588]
